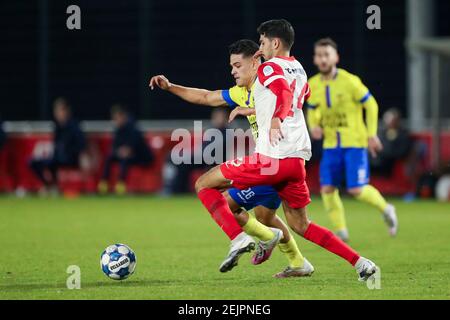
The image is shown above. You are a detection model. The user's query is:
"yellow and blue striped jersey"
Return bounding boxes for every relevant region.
[221,84,258,140]
[306,68,378,149]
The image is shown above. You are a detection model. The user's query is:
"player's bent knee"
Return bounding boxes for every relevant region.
[256,215,272,226]
[291,221,309,236]
[195,165,230,193]
[348,187,362,197]
[285,208,310,236]
[254,207,276,225]
[223,191,241,213]
[321,185,336,194]
[194,175,206,193]
[233,209,247,226]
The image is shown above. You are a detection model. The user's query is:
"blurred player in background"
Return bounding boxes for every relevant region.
[98,104,154,195]
[371,108,413,176]
[161,107,231,195]
[0,119,5,150]
[150,39,313,278]
[306,38,398,242]
[29,98,86,195]
[194,19,378,281]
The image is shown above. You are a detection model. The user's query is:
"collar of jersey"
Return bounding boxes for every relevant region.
[274,56,296,61]
[321,68,339,82]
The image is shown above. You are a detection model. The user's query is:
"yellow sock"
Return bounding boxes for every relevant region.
[278,236,305,268]
[242,214,274,241]
[322,190,347,232]
[98,180,108,194]
[115,182,127,195]
[356,185,388,212]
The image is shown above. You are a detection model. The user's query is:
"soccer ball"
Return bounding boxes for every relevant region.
[100,244,137,280]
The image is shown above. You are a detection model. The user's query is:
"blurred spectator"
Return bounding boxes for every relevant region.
[0,120,5,149]
[162,107,231,195]
[0,119,6,193]
[371,108,412,176]
[29,98,86,194]
[435,162,450,201]
[98,104,154,195]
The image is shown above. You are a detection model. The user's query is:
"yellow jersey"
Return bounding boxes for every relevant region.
[221,84,258,140]
[306,68,378,149]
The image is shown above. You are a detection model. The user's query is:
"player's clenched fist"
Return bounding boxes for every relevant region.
[310,126,323,140]
[270,117,284,146]
[149,75,172,90]
[368,135,383,158]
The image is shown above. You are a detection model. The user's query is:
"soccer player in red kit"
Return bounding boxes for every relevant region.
[195,19,378,281]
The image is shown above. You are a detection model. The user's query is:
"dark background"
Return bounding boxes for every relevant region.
[1,0,449,121]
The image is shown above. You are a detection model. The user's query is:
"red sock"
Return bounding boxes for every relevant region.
[197,188,243,240]
[304,223,360,266]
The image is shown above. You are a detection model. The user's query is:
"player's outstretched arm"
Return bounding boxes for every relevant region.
[149,75,227,107]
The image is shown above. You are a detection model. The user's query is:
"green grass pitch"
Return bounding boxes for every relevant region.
[0,195,449,299]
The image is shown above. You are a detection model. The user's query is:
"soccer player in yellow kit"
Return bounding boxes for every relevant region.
[306,38,398,242]
[149,39,313,277]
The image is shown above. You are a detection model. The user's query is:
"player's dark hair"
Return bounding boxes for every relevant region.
[110,103,128,116]
[385,107,401,118]
[53,97,70,110]
[314,38,338,52]
[257,19,295,50]
[228,39,259,58]
[212,106,230,116]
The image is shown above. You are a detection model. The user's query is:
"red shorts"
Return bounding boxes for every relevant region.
[220,153,311,209]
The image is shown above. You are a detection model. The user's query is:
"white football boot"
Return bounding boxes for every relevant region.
[219,232,255,273]
[273,258,315,278]
[355,257,378,281]
[383,204,398,237]
[335,229,350,243]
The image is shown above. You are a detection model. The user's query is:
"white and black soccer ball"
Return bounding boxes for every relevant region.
[100,244,137,280]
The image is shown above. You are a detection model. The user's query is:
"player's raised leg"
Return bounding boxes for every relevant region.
[217,191,275,273]
[194,166,242,240]
[274,157,378,282]
[195,165,282,269]
[225,185,312,275]
[349,185,398,236]
[281,200,378,281]
[194,166,253,273]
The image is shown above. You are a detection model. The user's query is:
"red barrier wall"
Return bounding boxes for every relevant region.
[0,131,449,195]
[0,132,179,194]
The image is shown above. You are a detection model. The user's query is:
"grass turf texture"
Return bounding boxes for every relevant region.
[0,195,449,300]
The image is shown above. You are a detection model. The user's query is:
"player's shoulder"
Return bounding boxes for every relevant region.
[228,85,246,94]
[258,59,284,77]
[227,85,248,102]
[308,73,322,85]
[338,68,363,84]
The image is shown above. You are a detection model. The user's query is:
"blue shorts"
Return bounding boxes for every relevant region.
[320,148,369,189]
[228,185,281,211]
